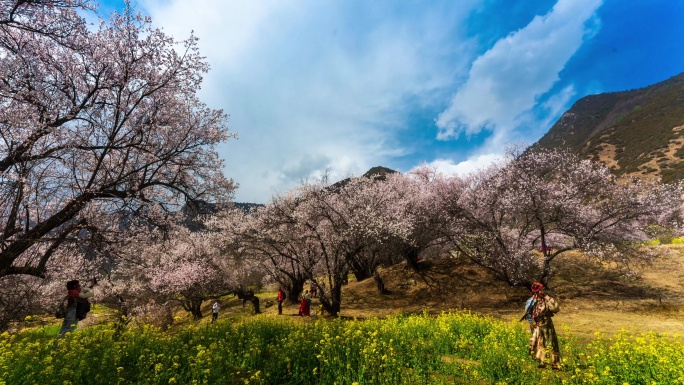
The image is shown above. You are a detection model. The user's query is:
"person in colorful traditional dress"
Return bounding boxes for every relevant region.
[523,281,561,369]
[298,290,311,316]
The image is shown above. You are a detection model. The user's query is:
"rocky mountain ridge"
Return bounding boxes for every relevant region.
[533,72,684,182]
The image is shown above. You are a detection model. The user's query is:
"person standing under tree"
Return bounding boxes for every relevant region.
[298,290,311,316]
[522,281,561,369]
[212,301,220,323]
[277,287,286,315]
[59,279,95,338]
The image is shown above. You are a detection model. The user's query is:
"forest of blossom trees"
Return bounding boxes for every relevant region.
[0,1,682,330]
[205,149,682,318]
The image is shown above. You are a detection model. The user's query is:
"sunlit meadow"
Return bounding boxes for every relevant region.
[2,312,683,384]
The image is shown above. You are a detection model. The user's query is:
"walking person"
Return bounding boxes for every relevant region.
[277,287,286,315]
[59,279,95,338]
[522,282,561,369]
[212,301,220,323]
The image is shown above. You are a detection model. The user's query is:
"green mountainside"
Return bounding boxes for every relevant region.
[532,72,684,183]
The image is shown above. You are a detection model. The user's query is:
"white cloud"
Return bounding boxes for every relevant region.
[419,153,504,177]
[140,0,480,203]
[435,0,602,141]
[542,85,576,119]
[534,84,577,132]
[132,0,604,203]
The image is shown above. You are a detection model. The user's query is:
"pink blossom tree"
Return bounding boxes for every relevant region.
[294,176,412,316]
[101,219,244,322]
[0,1,235,279]
[209,192,325,306]
[243,195,318,304]
[384,168,451,271]
[436,148,683,286]
[340,173,425,293]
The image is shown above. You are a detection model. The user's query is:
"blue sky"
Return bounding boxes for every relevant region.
[100,0,684,203]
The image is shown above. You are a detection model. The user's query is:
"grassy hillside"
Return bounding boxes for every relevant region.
[533,72,684,183]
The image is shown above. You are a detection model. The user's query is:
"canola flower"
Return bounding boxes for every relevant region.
[1,312,683,384]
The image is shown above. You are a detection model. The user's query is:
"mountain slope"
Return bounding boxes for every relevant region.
[533,72,684,182]
[329,166,399,190]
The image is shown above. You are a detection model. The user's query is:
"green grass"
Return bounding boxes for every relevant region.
[1,312,683,384]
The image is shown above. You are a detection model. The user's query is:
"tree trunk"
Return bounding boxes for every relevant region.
[539,253,553,286]
[403,247,420,271]
[287,279,305,305]
[349,258,371,282]
[189,299,203,319]
[249,296,260,314]
[319,278,343,317]
[113,295,130,338]
[235,287,260,314]
[373,269,388,294]
[352,270,371,282]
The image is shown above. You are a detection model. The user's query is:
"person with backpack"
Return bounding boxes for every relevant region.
[277,287,286,315]
[212,301,220,323]
[59,279,95,337]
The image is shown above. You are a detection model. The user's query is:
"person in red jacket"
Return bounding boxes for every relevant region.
[277,287,286,315]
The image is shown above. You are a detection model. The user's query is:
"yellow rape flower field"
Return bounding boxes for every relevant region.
[2,311,684,384]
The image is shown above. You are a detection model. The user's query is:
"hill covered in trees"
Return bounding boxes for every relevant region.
[532,72,684,183]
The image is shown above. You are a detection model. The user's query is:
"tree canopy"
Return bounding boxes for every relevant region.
[0,1,235,278]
